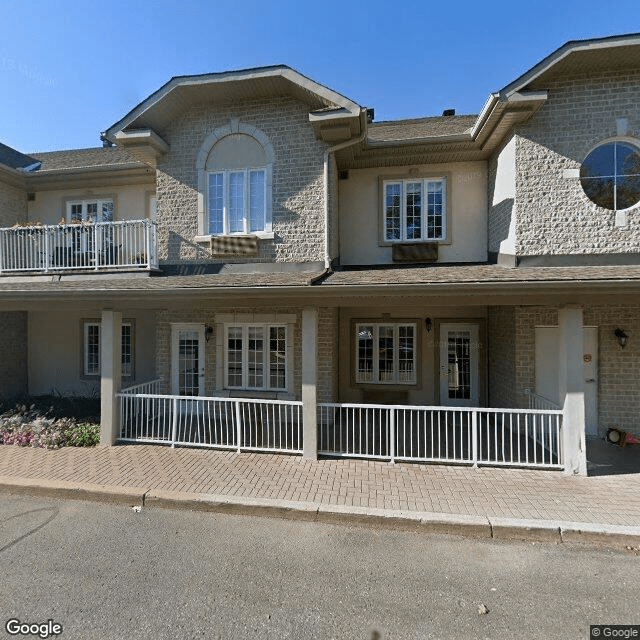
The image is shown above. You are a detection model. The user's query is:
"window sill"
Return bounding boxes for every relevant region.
[379,239,450,247]
[195,232,274,244]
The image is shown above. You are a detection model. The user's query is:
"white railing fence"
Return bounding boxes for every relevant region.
[0,219,158,273]
[120,378,164,396]
[117,386,562,469]
[118,389,302,454]
[523,388,561,411]
[318,403,563,469]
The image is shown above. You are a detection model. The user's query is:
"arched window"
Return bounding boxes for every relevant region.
[196,124,274,237]
[580,141,640,211]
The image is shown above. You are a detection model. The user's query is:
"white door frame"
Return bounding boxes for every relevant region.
[171,323,206,396]
[439,323,480,406]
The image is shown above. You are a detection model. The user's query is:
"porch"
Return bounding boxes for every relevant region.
[117,380,564,470]
[0,219,158,273]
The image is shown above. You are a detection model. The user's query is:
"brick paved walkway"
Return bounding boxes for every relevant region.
[1,444,639,527]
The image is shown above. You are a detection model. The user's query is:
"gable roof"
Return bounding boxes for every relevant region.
[104,65,363,142]
[500,32,640,97]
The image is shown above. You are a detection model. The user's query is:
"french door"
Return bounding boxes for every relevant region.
[171,324,205,396]
[439,324,480,406]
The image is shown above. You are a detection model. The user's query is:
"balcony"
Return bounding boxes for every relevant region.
[0,219,158,274]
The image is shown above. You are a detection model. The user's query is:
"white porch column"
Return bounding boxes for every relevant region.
[301,307,318,459]
[100,310,122,446]
[558,306,587,476]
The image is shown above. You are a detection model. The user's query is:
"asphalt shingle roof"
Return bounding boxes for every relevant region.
[1,264,640,297]
[29,147,144,172]
[322,263,640,285]
[368,115,477,143]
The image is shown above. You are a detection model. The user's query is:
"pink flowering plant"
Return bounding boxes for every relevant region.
[0,404,100,449]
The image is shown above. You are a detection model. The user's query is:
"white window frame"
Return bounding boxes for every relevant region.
[381,177,447,243]
[207,167,269,235]
[224,323,288,392]
[355,322,417,385]
[67,199,114,223]
[83,320,133,378]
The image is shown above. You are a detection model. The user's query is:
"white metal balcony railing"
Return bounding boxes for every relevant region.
[118,382,564,470]
[118,382,302,454]
[0,220,158,273]
[318,403,563,469]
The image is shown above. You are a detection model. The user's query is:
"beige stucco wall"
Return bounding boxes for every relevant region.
[28,308,157,396]
[338,162,487,265]
[26,184,154,225]
[155,96,328,264]
[513,70,640,257]
[338,304,488,405]
[487,136,516,256]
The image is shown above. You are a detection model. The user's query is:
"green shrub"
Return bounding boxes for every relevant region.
[63,422,100,447]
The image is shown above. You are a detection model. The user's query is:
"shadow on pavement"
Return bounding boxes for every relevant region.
[587,438,640,476]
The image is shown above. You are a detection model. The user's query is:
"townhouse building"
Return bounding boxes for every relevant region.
[1,33,639,475]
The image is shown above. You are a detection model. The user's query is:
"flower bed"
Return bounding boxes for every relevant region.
[0,400,100,449]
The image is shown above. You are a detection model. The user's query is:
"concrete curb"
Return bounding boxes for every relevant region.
[0,476,146,505]
[2,476,640,547]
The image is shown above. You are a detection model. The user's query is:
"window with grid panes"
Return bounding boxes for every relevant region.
[225,325,287,391]
[67,199,113,222]
[383,178,445,241]
[356,323,417,384]
[208,168,267,234]
[83,321,133,377]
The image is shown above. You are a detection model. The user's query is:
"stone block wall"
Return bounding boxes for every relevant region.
[317,306,338,402]
[514,70,640,256]
[0,175,27,227]
[509,304,640,434]
[487,306,516,407]
[0,311,27,399]
[156,96,328,264]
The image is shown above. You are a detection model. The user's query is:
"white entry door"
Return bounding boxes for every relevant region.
[171,324,206,396]
[534,326,598,436]
[439,324,480,406]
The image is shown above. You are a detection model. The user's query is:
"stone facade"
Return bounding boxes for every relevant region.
[513,70,640,257]
[155,304,338,403]
[487,306,516,408]
[156,96,328,265]
[506,304,640,435]
[0,311,28,399]
[317,306,339,403]
[0,175,27,228]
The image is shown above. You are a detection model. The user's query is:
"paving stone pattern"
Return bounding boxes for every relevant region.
[1,445,640,527]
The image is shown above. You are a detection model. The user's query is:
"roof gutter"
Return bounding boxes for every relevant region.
[323,122,367,269]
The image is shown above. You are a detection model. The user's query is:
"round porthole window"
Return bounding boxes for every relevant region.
[580,141,640,211]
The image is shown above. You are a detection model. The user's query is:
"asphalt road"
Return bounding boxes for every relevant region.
[0,493,639,640]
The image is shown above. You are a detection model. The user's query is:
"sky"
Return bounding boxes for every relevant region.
[1,0,640,153]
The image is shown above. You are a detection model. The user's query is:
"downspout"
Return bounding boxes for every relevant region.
[323,127,367,270]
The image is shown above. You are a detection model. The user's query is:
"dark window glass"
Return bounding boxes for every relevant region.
[580,142,640,211]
